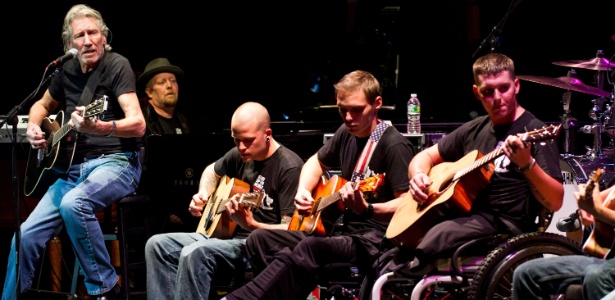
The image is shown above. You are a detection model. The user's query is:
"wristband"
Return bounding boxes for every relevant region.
[106,120,116,137]
[362,203,374,219]
[519,158,536,172]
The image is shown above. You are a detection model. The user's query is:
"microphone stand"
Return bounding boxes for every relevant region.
[0,67,59,299]
[472,0,522,58]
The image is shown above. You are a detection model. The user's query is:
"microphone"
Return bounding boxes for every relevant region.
[47,48,78,69]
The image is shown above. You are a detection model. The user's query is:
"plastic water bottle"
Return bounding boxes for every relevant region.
[407,93,421,134]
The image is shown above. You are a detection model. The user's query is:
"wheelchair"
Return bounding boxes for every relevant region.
[320,207,584,300]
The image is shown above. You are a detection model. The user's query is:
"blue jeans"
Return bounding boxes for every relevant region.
[145,232,250,300]
[2,151,141,300]
[512,254,615,300]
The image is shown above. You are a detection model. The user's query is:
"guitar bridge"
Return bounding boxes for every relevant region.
[36,149,44,166]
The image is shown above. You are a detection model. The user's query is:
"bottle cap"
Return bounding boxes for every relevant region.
[411,93,417,98]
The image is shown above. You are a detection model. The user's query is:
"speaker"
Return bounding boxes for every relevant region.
[20,289,80,300]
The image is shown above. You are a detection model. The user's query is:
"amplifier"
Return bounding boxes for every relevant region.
[0,115,57,143]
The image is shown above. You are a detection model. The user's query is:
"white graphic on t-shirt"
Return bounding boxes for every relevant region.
[253,175,274,210]
[494,141,511,173]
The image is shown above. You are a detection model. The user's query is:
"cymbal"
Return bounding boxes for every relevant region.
[552,57,614,71]
[518,75,611,97]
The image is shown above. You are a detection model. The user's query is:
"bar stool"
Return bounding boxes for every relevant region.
[70,194,151,299]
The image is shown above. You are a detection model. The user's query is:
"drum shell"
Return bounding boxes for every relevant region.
[550,155,615,242]
[561,155,615,188]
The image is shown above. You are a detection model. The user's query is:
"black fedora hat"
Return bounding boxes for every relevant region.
[137,58,184,89]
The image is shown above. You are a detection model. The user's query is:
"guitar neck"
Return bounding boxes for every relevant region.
[215,191,265,214]
[314,175,383,213]
[454,147,503,182]
[452,124,563,182]
[51,124,74,147]
[316,192,342,213]
[48,97,107,147]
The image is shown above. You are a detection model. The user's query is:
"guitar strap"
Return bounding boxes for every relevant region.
[351,121,391,182]
[79,53,104,106]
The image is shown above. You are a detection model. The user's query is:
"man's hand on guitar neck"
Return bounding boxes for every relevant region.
[577,184,615,227]
[225,194,256,231]
[339,180,370,216]
[71,106,99,134]
[502,135,533,170]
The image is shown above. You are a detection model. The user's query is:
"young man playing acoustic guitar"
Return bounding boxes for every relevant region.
[513,182,615,300]
[144,101,304,300]
[222,70,416,300]
[400,52,564,275]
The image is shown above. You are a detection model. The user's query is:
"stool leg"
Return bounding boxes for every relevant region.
[118,202,130,299]
[48,237,62,292]
[71,260,79,294]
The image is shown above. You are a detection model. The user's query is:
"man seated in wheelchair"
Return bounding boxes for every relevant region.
[393,52,564,276]
[512,183,615,300]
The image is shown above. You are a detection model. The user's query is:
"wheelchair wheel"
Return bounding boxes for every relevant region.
[466,232,583,300]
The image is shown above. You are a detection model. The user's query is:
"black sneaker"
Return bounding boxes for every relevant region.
[399,257,435,277]
[96,282,121,300]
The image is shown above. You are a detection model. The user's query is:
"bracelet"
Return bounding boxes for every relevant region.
[106,120,116,137]
[519,158,536,172]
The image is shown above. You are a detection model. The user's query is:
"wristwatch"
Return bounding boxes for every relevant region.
[519,158,536,172]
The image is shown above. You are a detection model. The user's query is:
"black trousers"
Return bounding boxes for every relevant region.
[227,229,366,300]
[415,212,499,261]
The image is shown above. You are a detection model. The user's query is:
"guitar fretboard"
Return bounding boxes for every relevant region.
[452,124,561,182]
[454,147,503,182]
[51,124,73,148]
[316,193,342,213]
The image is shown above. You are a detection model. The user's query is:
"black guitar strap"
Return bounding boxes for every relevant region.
[72,54,104,145]
[79,53,104,106]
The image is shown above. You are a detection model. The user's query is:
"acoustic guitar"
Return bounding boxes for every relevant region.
[582,168,615,259]
[288,173,384,237]
[24,97,108,197]
[386,124,562,248]
[196,175,265,239]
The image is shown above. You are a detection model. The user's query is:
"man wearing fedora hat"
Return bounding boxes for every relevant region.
[137,57,198,233]
[138,57,191,136]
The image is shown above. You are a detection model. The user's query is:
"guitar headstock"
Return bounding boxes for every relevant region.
[585,167,604,197]
[519,124,562,144]
[83,95,109,118]
[357,173,385,193]
[216,191,265,214]
[239,191,265,210]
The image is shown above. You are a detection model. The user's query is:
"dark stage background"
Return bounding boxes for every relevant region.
[0,0,613,294]
[1,0,613,131]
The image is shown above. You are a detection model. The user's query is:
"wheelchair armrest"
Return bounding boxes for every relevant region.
[449,234,508,277]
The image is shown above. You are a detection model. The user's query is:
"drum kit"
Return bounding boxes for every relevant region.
[518,50,615,237]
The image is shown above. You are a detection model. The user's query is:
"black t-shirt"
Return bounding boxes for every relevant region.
[437,111,562,232]
[142,103,191,136]
[214,145,304,238]
[49,52,138,159]
[318,123,415,252]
